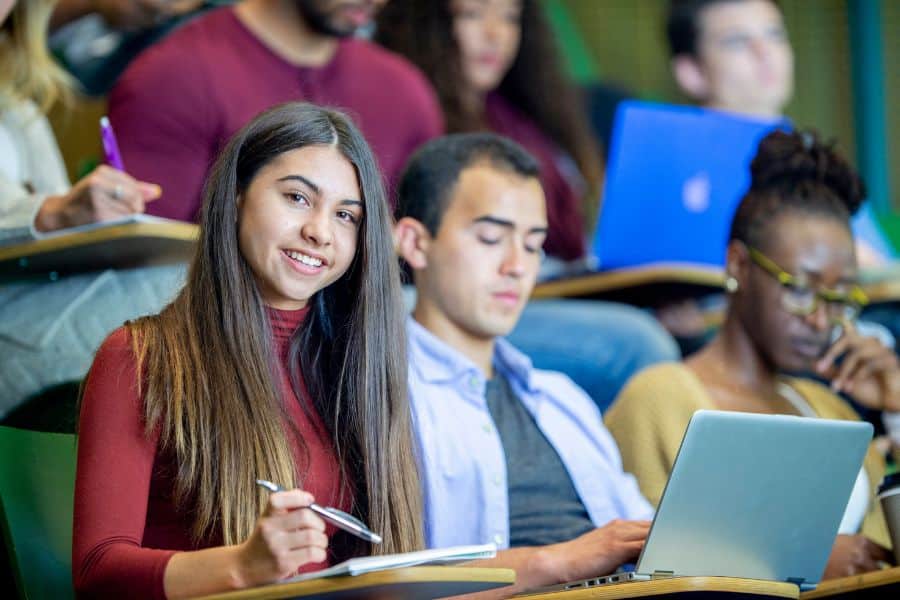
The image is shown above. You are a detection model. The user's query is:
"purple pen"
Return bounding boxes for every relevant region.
[99,116,126,171]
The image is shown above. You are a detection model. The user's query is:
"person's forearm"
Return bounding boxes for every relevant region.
[163,545,248,599]
[448,546,565,599]
[51,0,96,30]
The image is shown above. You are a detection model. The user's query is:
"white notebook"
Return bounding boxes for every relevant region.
[286,543,497,583]
[32,214,186,239]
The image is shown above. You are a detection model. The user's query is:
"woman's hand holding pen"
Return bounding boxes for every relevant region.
[34,165,161,233]
[815,321,900,412]
[232,488,329,589]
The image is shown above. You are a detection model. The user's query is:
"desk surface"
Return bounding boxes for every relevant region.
[799,566,900,598]
[0,220,198,281]
[191,566,515,600]
[517,576,798,599]
[531,263,725,305]
[531,262,900,306]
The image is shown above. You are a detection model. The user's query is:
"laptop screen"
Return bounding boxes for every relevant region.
[593,101,782,270]
[635,410,871,587]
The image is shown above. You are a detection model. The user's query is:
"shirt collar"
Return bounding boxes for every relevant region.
[406,317,538,394]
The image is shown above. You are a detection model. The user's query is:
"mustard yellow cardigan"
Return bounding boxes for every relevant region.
[605,362,891,548]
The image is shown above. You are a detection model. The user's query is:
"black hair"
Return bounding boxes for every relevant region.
[666,0,782,57]
[728,129,867,252]
[395,132,541,235]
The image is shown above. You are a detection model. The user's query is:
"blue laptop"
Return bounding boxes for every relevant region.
[592,101,783,270]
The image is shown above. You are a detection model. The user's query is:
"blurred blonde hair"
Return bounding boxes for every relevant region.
[0,0,74,112]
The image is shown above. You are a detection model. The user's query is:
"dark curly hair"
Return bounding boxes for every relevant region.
[728,129,867,252]
[375,0,602,219]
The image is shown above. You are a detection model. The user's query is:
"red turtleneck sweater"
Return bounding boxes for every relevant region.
[72,307,349,599]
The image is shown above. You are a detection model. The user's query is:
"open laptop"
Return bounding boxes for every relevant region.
[591,101,783,271]
[538,410,873,593]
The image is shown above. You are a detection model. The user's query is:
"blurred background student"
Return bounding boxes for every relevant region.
[606,130,896,578]
[376,0,679,412]
[106,0,442,222]
[378,0,600,267]
[0,0,183,422]
[659,0,895,341]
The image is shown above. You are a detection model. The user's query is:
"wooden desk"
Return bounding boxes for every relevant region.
[799,566,900,598]
[532,264,725,306]
[0,220,198,281]
[191,566,515,600]
[516,576,798,599]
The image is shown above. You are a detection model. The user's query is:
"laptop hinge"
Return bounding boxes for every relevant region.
[786,577,814,591]
[651,570,675,580]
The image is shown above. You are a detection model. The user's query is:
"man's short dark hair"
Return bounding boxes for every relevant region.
[666,0,781,58]
[395,133,541,235]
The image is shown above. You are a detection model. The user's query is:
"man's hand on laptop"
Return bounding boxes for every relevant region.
[546,519,651,583]
[823,534,893,579]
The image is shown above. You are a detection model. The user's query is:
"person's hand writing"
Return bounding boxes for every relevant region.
[815,322,900,412]
[34,165,160,232]
[822,534,892,579]
[546,519,651,584]
[232,489,329,588]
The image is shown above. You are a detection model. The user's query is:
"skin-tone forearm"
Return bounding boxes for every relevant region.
[449,520,650,599]
[162,490,328,598]
[448,547,563,600]
[163,546,247,599]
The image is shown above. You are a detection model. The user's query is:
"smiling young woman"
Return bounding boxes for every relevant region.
[72,102,422,600]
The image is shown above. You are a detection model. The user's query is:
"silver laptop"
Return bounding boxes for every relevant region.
[541,410,872,593]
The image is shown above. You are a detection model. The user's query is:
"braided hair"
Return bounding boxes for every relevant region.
[728,129,866,253]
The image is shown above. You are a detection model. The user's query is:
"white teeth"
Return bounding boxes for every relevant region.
[286,250,323,267]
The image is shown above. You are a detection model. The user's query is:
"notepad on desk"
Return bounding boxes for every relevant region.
[286,544,497,583]
[26,214,187,239]
[0,214,199,281]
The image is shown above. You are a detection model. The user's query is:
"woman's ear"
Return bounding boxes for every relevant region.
[394,217,431,270]
[725,240,750,292]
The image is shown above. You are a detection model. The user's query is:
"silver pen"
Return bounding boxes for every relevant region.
[255,479,383,544]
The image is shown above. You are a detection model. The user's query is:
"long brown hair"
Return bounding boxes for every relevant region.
[375,0,603,222]
[128,103,423,555]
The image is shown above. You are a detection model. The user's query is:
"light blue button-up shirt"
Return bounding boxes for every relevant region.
[407,318,654,550]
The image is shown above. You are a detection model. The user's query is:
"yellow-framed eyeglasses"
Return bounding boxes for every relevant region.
[746,246,868,322]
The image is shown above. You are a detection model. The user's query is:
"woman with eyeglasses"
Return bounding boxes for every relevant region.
[605,129,898,578]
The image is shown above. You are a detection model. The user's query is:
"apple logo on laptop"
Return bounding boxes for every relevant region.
[682,172,711,213]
